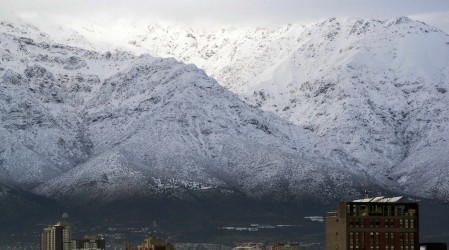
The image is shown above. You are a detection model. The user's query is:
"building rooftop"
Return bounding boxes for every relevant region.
[352,196,403,203]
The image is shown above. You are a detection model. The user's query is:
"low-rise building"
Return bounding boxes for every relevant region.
[232,243,264,250]
[73,235,105,250]
[420,243,448,250]
[268,242,300,250]
[137,237,174,250]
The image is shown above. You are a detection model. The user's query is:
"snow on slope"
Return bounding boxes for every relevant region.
[58,20,307,94]
[240,18,449,181]
[45,17,449,200]
[0,20,377,204]
[411,11,449,35]
[0,20,137,187]
[2,16,449,202]
[34,56,373,203]
[240,17,449,199]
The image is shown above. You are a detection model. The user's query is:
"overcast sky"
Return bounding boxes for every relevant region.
[1,0,449,27]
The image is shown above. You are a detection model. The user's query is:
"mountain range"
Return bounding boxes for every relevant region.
[1,16,449,207]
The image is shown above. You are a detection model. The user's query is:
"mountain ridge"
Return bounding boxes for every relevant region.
[0,21,379,205]
[76,16,448,200]
[1,17,448,203]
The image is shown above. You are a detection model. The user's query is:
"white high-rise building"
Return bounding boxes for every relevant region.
[40,221,73,250]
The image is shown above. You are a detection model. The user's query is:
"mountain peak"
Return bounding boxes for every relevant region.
[1,17,449,203]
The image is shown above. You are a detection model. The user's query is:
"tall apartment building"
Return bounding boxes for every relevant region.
[40,221,73,250]
[326,196,419,250]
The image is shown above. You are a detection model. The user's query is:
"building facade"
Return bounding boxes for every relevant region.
[73,235,105,250]
[268,243,300,250]
[137,237,175,250]
[326,196,419,250]
[232,243,264,250]
[420,243,448,250]
[40,222,73,250]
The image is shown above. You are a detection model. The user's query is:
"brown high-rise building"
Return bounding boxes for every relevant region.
[326,196,419,250]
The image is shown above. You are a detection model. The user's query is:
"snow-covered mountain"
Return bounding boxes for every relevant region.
[46,17,449,201]
[1,16,449,204]
[0,20,379,205]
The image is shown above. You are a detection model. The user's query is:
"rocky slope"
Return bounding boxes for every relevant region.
[229,17,449,200]
[52,17,449,200]
[237,18,449,199]
[0,20,379,205]
[2,16,449,203]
